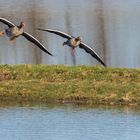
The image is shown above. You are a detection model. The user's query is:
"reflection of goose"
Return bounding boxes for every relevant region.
[37,28,106,67]
[0,17,53,56]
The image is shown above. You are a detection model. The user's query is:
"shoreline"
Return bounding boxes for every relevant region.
[0,64,139,106]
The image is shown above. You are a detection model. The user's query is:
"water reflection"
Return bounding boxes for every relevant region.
[0,0,140,67]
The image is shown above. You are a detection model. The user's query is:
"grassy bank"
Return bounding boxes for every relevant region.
[0,64,139,105]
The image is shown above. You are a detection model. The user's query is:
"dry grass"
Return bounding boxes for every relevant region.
[0,64,139,105]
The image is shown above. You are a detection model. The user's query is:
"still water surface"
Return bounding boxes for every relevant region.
[0,0,140,67]
[0,103,140,140]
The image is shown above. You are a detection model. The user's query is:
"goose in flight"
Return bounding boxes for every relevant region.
[0,17,53,56]
[37,28,106,67]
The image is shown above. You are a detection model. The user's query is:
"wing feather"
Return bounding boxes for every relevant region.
[37,28,72,39]
[22,32,53,56]
[79,42,106,67]
[0,17,15,27]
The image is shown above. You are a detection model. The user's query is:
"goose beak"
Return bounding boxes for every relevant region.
[0,31,4,37]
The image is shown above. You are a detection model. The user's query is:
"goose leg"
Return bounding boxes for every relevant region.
[8,38,16,45]
[0,31,4,37]
[71,47,76,54]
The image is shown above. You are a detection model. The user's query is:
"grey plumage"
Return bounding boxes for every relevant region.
[0,17,53,56]
[37,28,106,67]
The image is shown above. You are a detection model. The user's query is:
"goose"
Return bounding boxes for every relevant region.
[0,17,53,56]
[37,28,106,67]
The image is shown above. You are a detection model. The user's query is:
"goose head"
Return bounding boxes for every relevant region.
[75,36,81,42]
[19,22,25,29]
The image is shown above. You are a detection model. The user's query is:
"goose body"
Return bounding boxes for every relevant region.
[37,28,106,67]
[5,23,24,40]
[64,37,81,49]
[0,17,53,56]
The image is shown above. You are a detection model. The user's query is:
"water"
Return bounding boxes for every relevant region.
[0,0,140,67]
[0,103,140,140]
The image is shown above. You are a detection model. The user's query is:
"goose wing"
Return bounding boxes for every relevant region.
[22,32,53,56]
[0,17,15,27]
[37,28,73,39]
[79,42,106,67]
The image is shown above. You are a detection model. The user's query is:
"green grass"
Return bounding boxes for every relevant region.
[0,64,139,105]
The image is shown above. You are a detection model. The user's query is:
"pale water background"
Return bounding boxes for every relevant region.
[0,103,140,140]
[0,0,140,67]
[1,1,140,139]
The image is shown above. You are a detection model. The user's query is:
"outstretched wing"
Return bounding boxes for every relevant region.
[37,28,73,39]
[0,17,15,27]
[79,42,106,67]
[22,32,53,56]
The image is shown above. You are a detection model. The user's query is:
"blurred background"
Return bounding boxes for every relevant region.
[0,0,140,68]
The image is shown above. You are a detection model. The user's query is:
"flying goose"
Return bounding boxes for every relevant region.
[0,17,53,56]
[37,28,106,67]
